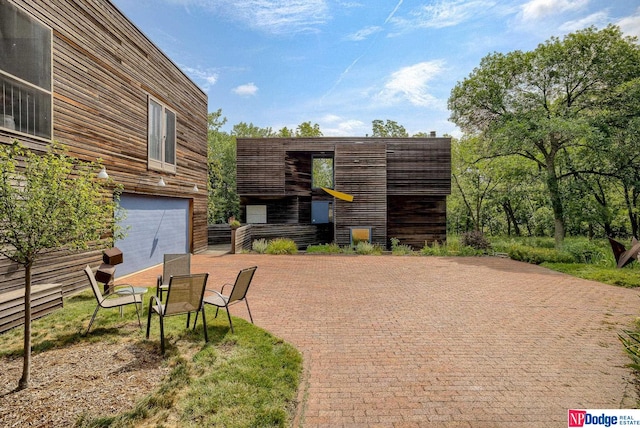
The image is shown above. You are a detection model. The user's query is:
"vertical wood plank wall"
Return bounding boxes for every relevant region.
[0,0,208,296]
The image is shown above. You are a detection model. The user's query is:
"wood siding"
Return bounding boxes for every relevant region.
[236,140,285,195]
[0,0,208,296]
[334,142,387,246]
[387,195,447,248]
[236,137,451,248]
[387,139,451,195]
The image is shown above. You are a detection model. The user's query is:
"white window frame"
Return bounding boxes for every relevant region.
[0,0,52,140]
[148,96,176,173]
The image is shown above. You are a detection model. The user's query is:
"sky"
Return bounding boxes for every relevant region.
[110,0,640,137]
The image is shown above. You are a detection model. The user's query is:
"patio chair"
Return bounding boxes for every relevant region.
[199,266,257,333]
[157,253,191,300]
[608,236,640,268]
[84,265,141,334]
[146,273,209,354]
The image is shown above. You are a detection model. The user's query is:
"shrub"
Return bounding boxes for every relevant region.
[506,245,574,264]
[306,243,343,254]
[390,237,413,255]
[265,238,298,255]
[460,231,491,251]
[355,241,382,255]
[252,238,268,254]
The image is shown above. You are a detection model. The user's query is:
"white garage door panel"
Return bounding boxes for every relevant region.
[115,194,189,277]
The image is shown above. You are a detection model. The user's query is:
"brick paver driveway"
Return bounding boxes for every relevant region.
[125,254,640,427]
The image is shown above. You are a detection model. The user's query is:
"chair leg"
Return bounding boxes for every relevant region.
[159,315,165,355]
[86,304,101,334]
[215,307,220,318]
[186,312,191,329]
[146,306,153,339]
[133,301,141,328]
[225,305,234,333]
[244,298,254,324]
[201,307,208,343]
[192,311,199,330]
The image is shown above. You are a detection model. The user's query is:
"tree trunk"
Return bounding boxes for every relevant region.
[546,164,565,248]
[18,261,32,390]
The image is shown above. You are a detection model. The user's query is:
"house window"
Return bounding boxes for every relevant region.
[0,0,52,139]
[350,227,372,246]
[148,97,176,173]
[246,205,267,224]
[312,155,333,189]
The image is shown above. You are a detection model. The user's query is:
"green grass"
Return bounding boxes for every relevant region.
[488,235,640,288]
[0,288,302,427]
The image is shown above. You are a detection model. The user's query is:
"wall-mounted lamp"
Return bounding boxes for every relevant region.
[97,167,109,179]
[192,184,199,192]
[157,177,166,187]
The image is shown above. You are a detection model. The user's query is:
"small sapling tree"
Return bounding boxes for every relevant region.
[0,140,124,390]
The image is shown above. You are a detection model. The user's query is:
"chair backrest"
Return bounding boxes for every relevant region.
[162,254,191,285]
[164,273,209,316]
[84,265,104,302]
[228,266,257,303]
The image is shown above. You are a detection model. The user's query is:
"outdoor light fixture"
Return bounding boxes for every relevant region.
[192,184,199,192]
[157,177,166,187]
[97,167,109,179]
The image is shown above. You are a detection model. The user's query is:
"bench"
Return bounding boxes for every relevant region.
[0,283,63,333]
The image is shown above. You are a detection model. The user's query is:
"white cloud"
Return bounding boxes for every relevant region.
[233,83,259,96]
[618,8,640,39]
[180,66,219,91]
[521,0,589,21]
[320,114,368,137]
[559,11,609,33]
[404,0,497,29]
[345,26,382,41]
[166,0,330,35]
[376,60,446,107]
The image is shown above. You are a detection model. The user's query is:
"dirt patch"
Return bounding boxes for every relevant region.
[0,340,168,427]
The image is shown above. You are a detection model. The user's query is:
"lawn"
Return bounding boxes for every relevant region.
[0,288,302,427]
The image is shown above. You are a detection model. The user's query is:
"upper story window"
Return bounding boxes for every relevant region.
[312,155,334,189]
[148,97,176,173]
[0,0,52,139]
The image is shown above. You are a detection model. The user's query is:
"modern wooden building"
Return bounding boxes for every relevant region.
[0,0,208,295]
[236,137,451,249]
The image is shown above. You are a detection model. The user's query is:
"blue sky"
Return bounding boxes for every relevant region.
[111,0,640,137]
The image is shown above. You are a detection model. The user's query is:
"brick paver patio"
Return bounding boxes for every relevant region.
[124,253,640,427]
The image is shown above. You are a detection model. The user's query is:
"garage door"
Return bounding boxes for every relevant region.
[115,194,190,277]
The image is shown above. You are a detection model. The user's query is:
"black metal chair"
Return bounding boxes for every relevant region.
[199,266,257,333]
[146,273,209,354]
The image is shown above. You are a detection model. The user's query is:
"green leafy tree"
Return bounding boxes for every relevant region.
[208,110,239,223]
[232,122,275,138]
[371,119,408,137]
[296,121,322,137]
[449,25,640,247]
[0,141,124,390]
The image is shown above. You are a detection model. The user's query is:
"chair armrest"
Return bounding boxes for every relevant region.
[104,284,136,298]
[205,289,227,300]
[149,294,163,313]
[220,283,233,294]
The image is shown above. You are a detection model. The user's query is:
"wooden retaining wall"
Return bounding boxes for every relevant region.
[0,283,63,333]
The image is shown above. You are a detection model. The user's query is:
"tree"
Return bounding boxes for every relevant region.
[371,119,408,137]
[231,122,275,138]
[448,25,640,246]
[295,121,322,137]
[0,141,123,389]
[208,110,240,223]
